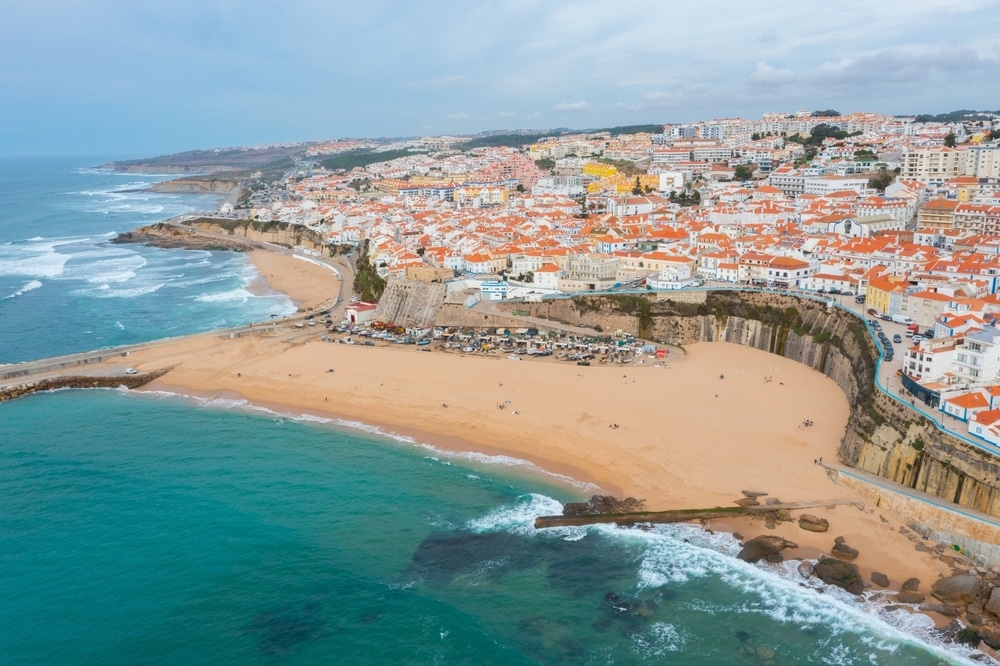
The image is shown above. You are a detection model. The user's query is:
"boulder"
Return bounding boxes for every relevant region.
[813,558,864,595]
[734,497,760,508]
[870,571,890,588]
[798,514,829,533]
[901,577,921,592]
[985,586,1000,618]
[563,495,645,516]
[980,627,1000,650]
[737,535,798,563]
[919,602,958,617]
[931,574,981,605]
[896,591,926,604]
[741,490,768,499]
[831,541,859,562]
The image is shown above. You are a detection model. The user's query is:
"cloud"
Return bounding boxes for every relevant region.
[496,111,517,118]
[447,112,469,120]
[403,75,469,90]
[749,61,796,86]
[554,101,589,112]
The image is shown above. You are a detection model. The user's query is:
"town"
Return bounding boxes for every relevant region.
[221,109,1000,449]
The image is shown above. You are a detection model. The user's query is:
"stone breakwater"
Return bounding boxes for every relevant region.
[0,368,172,402]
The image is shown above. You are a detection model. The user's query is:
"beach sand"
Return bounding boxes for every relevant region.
[116,250,952,603]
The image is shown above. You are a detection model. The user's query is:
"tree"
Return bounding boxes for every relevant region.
[811,109,841,117]
[632,176,642,195]
[734,165,754,181]
[944,132,957,148]
[751,132,761,141]
[416,247,425,256]
[868,169,893,192]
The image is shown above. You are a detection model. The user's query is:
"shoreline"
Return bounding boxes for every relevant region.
[18,242,991,657]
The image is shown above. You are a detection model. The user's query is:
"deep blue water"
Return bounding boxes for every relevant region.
[0,158,982,664]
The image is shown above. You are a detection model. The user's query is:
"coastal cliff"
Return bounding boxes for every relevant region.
[495,292,1000,524]
[112,218,327,253]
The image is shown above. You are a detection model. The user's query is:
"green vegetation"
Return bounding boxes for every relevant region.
[868,168,894,192]
[353,241,387,302]
[594,157,644,176]
[588,124,664,136]
[668,189,700,206]
[733,165,754,181]
[534,157,555,171]
[944,132,957,148]
[812,109,841,117]
[320,149,426,171]
[911,437,925,452]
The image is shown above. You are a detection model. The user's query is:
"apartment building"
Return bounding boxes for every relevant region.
[900,147,963,184]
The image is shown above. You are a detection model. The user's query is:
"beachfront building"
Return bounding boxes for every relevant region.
[903,337,957,384]
[345,301,378,325]
[645,264,699,290]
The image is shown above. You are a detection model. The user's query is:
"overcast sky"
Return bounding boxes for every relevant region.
[2,0,998,156]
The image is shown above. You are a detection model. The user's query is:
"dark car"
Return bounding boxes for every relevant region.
[828,288,841,295]
[893,334,902,343]
[924,329,935,339]
[855,295,866,304]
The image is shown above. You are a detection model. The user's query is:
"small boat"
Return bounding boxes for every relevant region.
[417,339,431,346]
[507,354,521,361]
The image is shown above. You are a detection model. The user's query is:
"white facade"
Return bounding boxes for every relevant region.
[952,328,1000,385]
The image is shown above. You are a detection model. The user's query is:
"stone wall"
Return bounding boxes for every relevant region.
[375,278,447,329]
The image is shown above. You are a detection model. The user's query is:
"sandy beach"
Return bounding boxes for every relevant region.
[116,250,953,605]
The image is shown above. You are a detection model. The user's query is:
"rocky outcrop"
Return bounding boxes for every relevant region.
[562,495,645,516]
[813,558,865,595]
[112,225,250,252]
[737,535,798,563]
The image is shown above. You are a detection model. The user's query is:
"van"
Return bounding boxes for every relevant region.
[891,314,914,325]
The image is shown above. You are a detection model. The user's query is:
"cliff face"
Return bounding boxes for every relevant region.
[113,219,328,253]
[497,292,1000,520]
[150,178,242,195]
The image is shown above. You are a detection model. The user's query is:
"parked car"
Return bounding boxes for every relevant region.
[924,329,935,338]
[893,334,902,343]
[912,335,925,343]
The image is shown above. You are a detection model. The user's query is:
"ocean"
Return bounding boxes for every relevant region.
[0,157,983,664]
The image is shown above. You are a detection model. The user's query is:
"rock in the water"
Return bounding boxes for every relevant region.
[798,514,829,532]
[765,553,784,563]
[931,574,981,605]
[737,535,798,563]
[563,495,645,516]
[831,541,859,561]
[896,591,926,604]
[871,571,890,587]
[813,558,864,595]
[901,577,921,592]
[985,586,1000,618]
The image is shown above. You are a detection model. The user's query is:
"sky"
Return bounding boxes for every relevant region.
[2,0,999,156]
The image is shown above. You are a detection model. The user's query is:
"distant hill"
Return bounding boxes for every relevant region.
[912,109,999,123]
[460,124,665,150]
[101,145,311,174]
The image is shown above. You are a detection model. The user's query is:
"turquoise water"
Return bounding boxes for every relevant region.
[0,158,984,664]
[0,390,980,664]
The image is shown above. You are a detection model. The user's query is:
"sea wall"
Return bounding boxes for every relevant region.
[495,291,1000,527]
[0,367,173,402]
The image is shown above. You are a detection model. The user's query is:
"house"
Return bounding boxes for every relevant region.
[345,301,378,325]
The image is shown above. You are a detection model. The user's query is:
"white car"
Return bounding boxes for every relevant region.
[124,367,138,375]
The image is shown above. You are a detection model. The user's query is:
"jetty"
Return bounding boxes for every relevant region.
[534,498,863,529]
